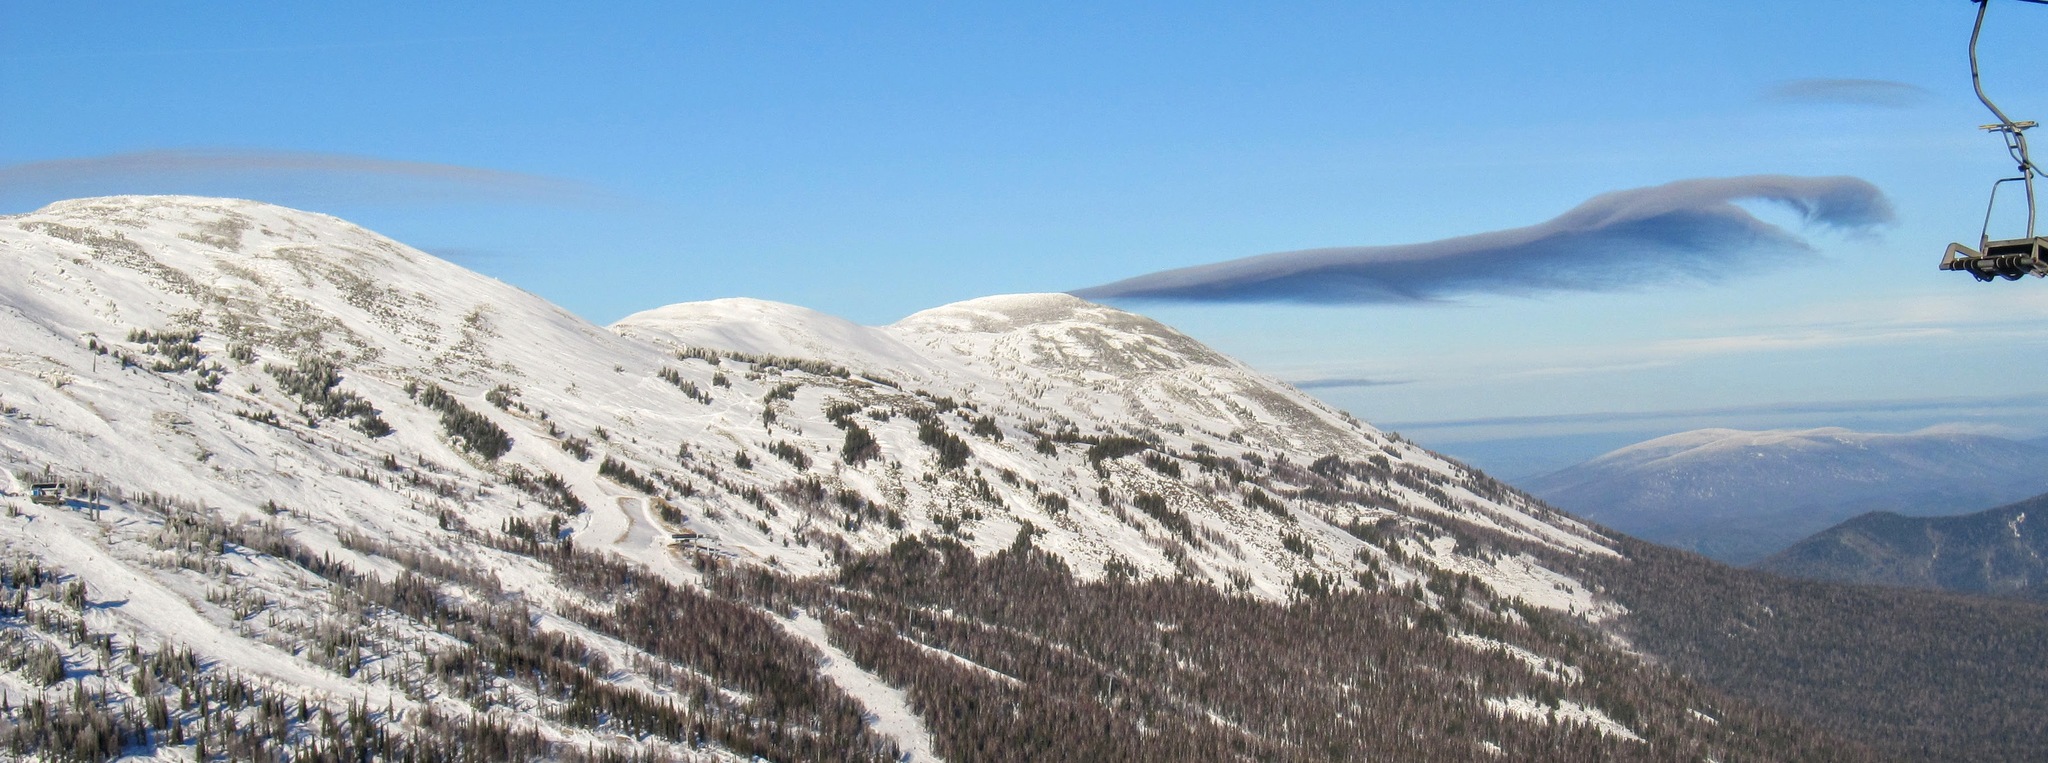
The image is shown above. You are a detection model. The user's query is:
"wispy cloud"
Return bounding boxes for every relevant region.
[1721,289,2048,335]
[1288,319,2030,393]
[1,34,545,63]
[1384,394,2048,432]
[1475,290,2048,380]
[1763,78,1929,108]
[1654,328,1950,354]
[0,149,602,207]
[1288,377,1409,390]
[1071,175,1892,304]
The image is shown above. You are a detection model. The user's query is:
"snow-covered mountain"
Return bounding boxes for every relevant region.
[0,196,1904,760]
[1520,427,2048,565]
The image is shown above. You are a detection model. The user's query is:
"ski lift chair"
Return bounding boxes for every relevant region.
[1942,144,2048,281]
[1942,1,2048,281]
[1941,238,2048,280]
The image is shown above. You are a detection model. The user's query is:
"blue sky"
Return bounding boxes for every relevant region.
[7,1,2048,477]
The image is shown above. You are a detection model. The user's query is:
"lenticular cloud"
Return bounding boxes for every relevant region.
[1071,175,1892,304]
[0,149,597,206]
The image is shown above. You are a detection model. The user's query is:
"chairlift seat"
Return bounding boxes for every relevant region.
[1941,237,2048,281]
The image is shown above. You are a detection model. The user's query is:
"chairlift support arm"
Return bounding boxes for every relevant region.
[1974,0,2045,229]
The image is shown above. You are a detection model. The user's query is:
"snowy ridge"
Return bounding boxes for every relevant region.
[614,298,932,381]
[1582,427,1889,470]
[1525,424,2048,564]
[0,196,1643,759]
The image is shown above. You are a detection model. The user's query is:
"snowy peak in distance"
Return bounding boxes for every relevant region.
[615,291,1236,382]
[612,297,932,379]
[891,292,1236,376]
[625,290,1378,459]
[1581,427,1938,470]
[1522,425,2048,564]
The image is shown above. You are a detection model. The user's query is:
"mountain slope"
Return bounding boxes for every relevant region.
[1755,493,2048,599]
[1521,427,2048,564]
[1575,537,2048,763]
[0,195,1947,760]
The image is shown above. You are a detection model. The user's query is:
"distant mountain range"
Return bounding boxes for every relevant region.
[1757,493,2048,600]
[1519,427,2048,565]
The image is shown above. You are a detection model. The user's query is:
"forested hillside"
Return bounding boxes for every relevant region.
[1758,494,2048,600]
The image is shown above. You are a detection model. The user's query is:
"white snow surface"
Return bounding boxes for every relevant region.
[615,297,933,380]
[1453,632,1582,686]
[1587,427,1884,469]
[781,611,943,763]
[1576,426,2045,473]
[0,196,1633,751]
[1486,696,1643,743]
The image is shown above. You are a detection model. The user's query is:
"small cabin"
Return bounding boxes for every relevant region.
[668,530,702,544]
[29,483,64,506]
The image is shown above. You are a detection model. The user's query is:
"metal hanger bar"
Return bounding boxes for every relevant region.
[1971,0,2043,236]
